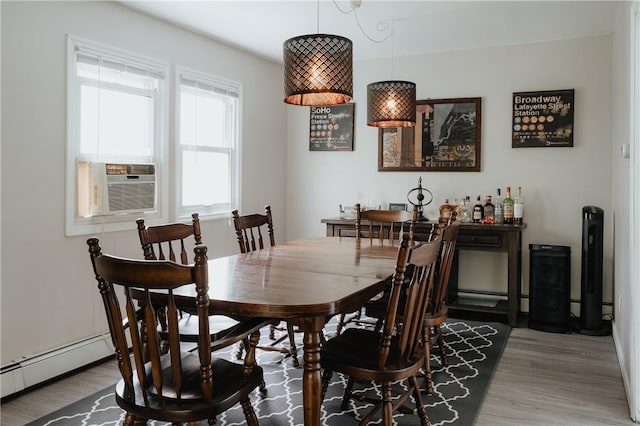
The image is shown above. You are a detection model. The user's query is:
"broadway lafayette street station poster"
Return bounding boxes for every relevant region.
[512,89,574,148]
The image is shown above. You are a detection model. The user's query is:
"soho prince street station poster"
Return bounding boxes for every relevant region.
[512,89,574,148]
[309,103,354,151]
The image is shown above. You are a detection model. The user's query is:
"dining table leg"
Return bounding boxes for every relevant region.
[299,316,326,426]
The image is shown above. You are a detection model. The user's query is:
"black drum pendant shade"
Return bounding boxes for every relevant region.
[367,80,416,127]
[283,34,353,106]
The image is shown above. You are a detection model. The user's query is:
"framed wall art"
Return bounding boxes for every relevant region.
[388,203,407,211]
[378,97,481,171]
[309,103,355,151]
[512,89,574,148]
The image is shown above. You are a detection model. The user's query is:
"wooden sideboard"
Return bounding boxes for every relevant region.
[321,218,527,326]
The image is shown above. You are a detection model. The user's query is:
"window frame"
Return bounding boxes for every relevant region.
[174,66,242,220]
[65,35,170,236]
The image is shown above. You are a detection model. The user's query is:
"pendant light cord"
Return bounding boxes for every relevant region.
[332,0,393,44]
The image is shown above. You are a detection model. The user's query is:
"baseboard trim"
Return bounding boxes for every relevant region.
[612,322,637,422]
[1,334,113,399]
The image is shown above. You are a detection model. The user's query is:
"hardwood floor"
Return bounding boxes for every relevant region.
[1,326,635,426]
[476,326,634,426]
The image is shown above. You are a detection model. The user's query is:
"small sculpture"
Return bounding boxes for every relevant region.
[407,177,433,222]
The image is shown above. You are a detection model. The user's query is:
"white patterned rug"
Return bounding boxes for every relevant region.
[26,318,509,426]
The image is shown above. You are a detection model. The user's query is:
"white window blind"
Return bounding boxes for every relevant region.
[65,35,169,236]
[176,68,241,218]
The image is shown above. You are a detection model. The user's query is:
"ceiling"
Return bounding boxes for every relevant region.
[120,0,620,63]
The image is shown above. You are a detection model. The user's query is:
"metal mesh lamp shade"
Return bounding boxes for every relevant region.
[283,34,353,106]
[367,80,416,127]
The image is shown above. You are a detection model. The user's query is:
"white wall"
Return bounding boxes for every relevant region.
[287,35,613,316]
[612,1,638,420]
[0,1,286,365]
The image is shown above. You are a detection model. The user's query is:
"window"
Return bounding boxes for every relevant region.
[176,67,241,218]
[66,36,169,236]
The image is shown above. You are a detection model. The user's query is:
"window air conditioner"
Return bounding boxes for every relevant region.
[88,162,156,215]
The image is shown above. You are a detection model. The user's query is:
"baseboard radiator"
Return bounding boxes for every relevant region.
[1,334,113,399]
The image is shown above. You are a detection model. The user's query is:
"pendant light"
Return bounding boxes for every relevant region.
[366,25,416,127]
[283,1,353,106]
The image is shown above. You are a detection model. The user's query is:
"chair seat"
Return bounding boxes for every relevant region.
[115,351,264,423]
[321,328,423,381]
[159,315,277,352]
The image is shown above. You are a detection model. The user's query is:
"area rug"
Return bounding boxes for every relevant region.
[26,318,509,426]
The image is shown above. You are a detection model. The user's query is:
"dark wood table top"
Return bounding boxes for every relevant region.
[172,236,400,319]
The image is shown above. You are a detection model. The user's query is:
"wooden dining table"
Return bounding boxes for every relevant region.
[172,236,401,426]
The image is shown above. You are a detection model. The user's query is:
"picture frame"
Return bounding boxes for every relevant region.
[378,97,482,172]
[309,103,355,151]
[512,89,574,148]
[388,203,407,211]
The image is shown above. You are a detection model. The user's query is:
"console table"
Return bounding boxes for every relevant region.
[321,218,527,326]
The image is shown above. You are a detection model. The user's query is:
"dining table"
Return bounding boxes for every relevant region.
[172,236,402,426]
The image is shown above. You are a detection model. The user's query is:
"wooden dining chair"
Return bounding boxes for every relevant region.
[355,203,418,242]
[232,205,299,367]
[320,233,441,425]
[422,219,460,394]
[137,212,203,264]
[363,220,460,393]
[335,204,419,334]
[137,214,275,372]
[87,239,264,426]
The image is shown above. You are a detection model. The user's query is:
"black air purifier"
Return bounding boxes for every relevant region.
[529,244,571,333]
[578,206,610,335]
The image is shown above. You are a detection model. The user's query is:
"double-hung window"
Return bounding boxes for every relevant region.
[65,36,169,236]
[176,67,241,219]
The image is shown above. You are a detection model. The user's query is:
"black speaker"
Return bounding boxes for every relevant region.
[528,244,571,333]
[578,206,610,335]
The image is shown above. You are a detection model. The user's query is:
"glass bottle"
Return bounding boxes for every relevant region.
[439,199,452,224]
[514,186,524,225]
[459,197,471,223]
[494,188,504,224]
[483,195,495,223]
[472,195,484,223]
[503,186,514,224]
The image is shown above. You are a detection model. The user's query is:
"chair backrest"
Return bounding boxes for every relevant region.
[431,220,460,314]
[355,204,418,242]
[87,238,213,401]
[379,233,441,368]
[232,205,275,253]
[136,213,202,264]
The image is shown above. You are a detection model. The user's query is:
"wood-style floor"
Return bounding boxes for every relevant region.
[1,326,635,426]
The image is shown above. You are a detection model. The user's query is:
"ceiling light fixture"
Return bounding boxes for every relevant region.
[366,22,416,128]
[283,1,353,106]
[334,0,416,127]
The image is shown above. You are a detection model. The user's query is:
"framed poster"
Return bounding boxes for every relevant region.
[378,97,481,172]
[512,89,574,148]
[309,103,354,151]
[388,203,407,211]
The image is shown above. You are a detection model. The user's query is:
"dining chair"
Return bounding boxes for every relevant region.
[363,219,460,393]
[320,233,441,425]
[335,204,419,335]
[355,203,418,242]
[232,205,299,367]
[422,219,460,393]
[87,239,264,426]
[136,214,275,372]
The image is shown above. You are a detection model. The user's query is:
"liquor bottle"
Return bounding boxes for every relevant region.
[483,195,495,223]
[472,195,484,223]
[451,198,460,220]
[439,199,453,224]
[514,186,524,225]
[494,188,504,224]
[459,197,471,223]
[503,186,514,224]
